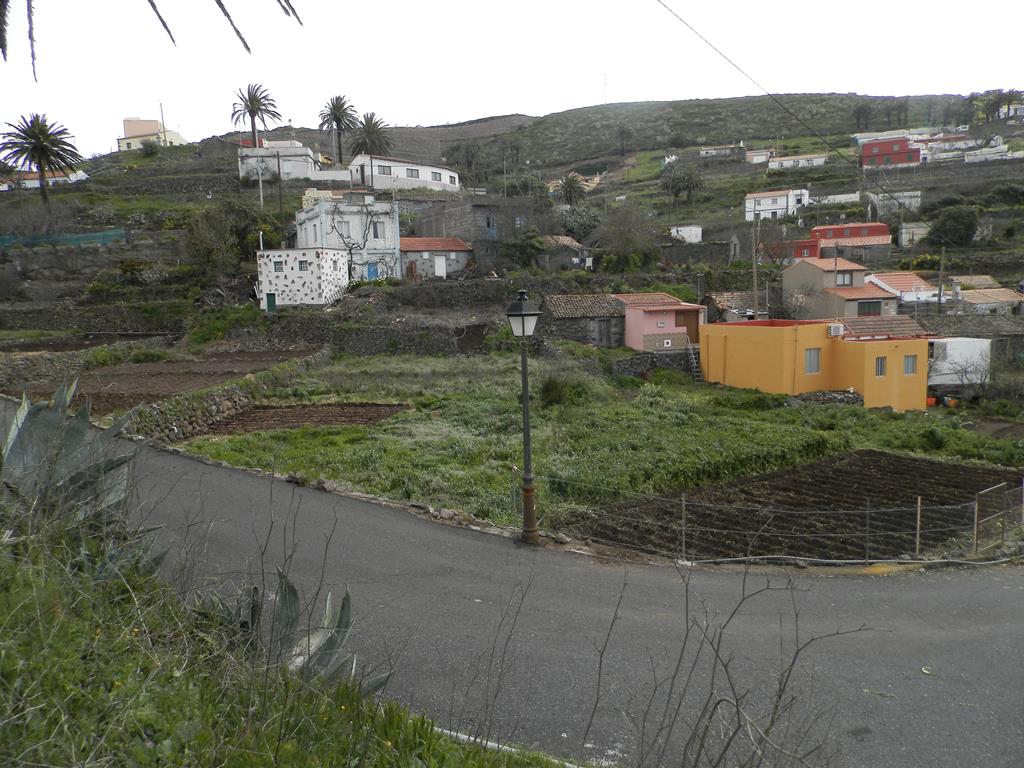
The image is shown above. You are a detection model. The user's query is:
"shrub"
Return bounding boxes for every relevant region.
[83,345,129,368]
[139,138,160,157]
[187,304,266,346]
[128,347,170,364]
[539,374,590,408]
[634,382,665,407]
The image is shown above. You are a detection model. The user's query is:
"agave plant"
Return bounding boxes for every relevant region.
[273,569,391,695]
[1,381,136,528]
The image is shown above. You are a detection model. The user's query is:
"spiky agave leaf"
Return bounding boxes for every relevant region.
[273,568,300,663]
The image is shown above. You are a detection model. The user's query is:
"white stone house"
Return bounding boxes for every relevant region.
[255,248,348,310]
[669,225,702,243]
[745,148,772,164]
[767,154,827,170]
[0,168,88,192]
[348,153,460,192]
[295,192,401,281]
[744,189,809,221]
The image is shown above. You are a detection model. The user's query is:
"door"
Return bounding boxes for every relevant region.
[265,293,276,312]
[433,253,447,279]
[366,263,379,280]
[597,318,611,347]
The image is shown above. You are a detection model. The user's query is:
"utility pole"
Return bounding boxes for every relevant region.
[159,102,168,147]
[751,218,759,316]
[937,246,946,315]
[276,152,284,229]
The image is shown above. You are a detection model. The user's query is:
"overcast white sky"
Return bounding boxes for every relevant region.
[3,0,1021,157]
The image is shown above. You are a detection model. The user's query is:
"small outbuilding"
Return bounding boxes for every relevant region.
[399,237,473,280]
[543,294,625,347]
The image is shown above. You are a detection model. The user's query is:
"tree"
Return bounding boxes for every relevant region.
[499,227,546,268]
[852,102,873,131]
[555,205,601,241]
[0,113,84,207]
[231,84,282,149]
[318,95,358,166]
[3,1,302,79]
[660,163,704,204]
[556,173,586,207]
[616,125,632,156]
[597,202,660,272]
[926,205,978,247]
[348,113,393,157]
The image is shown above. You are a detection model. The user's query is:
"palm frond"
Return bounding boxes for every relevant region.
[146,0,176,44]
[26,0,35,80]
[275,0,302,24]
[1,0,10,61]
[212,0,250,54]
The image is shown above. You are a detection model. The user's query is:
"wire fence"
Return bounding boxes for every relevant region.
[0,228,126,248]
[509,474,1024,563]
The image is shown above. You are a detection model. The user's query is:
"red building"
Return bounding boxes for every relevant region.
[811,222,890,241]
[763,238,820,261]
[860,138,920,168]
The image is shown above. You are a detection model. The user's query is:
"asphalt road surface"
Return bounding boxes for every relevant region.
[4,400,1022,766]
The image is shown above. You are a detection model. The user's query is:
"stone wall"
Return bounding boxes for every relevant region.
[0,232,187,283]
[609,351,697,378]
[129,346,332,443]
[545,317,625,347]
[0,349,91,391]
[0,301,190,333]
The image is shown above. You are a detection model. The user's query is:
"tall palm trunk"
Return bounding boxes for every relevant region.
[335,130,344,167]
[37,164,49,206]
[249,115,258,148]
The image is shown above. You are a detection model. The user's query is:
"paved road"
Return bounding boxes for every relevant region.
[4,401,1023,766]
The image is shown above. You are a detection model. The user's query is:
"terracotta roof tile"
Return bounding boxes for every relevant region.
[868,272,936,293]
[949,274,1001,289]
[399,237,472,252]
[796,257,867,272]
[959,288,1024,304]
[817,235,892,247]
[544,294,624,319]
[842,316,930,338]
[613,292,703,309]
[824,286,897,300]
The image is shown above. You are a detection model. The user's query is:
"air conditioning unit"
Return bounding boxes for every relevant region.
[827,323,845,337]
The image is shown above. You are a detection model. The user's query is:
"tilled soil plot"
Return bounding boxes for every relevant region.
[5,351,309,414]
[202,403,407,435]
[568,450,1021,561]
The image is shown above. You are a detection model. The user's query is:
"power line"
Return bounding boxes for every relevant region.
[652,0,967,253]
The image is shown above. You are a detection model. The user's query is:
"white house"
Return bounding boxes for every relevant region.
[255,248,348,310]
[767,153,827,170]
[238,139,353,184]
[347,153,460,192]
[866,272,940,303]
[117,117,187,152]
[998,104,1024,119]
[745,148,772,164]
[744,189,809,221]
[669,225,702,243]
[699,143,743,158]
[1,168,89,191]
[957,288,1024,315]
[295,191,401,281]
[898,222,931,247]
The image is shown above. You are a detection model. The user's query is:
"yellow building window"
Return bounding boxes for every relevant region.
[903,354,917,375]
[805,347,821,374]
[875,356,887,376]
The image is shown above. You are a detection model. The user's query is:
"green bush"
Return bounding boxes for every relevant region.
[83,345,130,368]
[128,348,170,364]
[187,304,266,347]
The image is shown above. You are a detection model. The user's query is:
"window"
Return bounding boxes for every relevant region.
[371,221,382,239]
[801,248,809,257]
[378,165,392,175]
[406,168,420,179]
[332,259,339,272]
[858,301,882,316]
[126,142,132,149]
[907,153,914,162]
[431,171,442,182]
[872,146,879,154]
[836,272,852,286]
[449,175,457,185]
[312,224,317,242]
[903,354,918,375]
[860,227,869,236]
[657,320,666,328]
[298,260,309,271]
[273,261,284,273]
[892,143,900,151]
[805,347,821,374]
[663,339,672,348]
[875,356,887,376]
[338,221,351,236]
[843,228,850,236]
[771,197,779,205]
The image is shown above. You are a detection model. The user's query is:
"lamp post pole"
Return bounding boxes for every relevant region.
[505,289,542,545]
[519,335,538,544]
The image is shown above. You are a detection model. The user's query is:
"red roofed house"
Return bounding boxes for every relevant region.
[866,271,941,304]
[860,137,921,168]
[810,221,892,262]
[783,257,898,319]
[399,237,473,279]
[614,292,705,351]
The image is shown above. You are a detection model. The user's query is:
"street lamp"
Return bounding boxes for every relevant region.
[506,289,542,544]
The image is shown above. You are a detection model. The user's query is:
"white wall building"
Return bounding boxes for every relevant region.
[255,248,348,310]
[744,189,809,221]
[118,117,187,152]
[348,153,460,192]
[1,168,88,192]
[295,192,401,281]
[767,154,827,170]
[745,148,772,164]
[669,225,702,243]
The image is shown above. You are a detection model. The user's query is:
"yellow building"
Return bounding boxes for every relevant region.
[700,320,927,411]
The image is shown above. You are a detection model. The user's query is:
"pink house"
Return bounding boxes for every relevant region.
[614,293,705,351]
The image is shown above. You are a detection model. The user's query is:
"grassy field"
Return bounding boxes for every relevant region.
[183,347,1024,528]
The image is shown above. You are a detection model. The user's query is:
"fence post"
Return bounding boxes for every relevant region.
[1020,477,1024,526]
[973,493,980,556]
[680,494,688,562]
[915,496,922,557]
[865,504,871,563]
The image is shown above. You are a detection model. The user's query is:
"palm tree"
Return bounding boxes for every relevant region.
[319,95,358,166]
[348,113,393,157]
[616,125,633,157]
[0,113,83,206]
[556,173,586,207]
[231,84,282,148]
